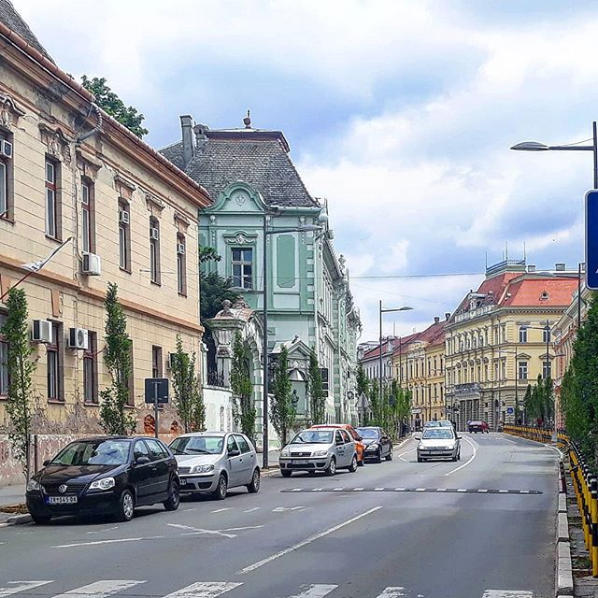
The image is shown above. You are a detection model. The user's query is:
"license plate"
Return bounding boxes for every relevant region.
[290,460,307,465]
[179,479,187,486]
[47,496,78,504]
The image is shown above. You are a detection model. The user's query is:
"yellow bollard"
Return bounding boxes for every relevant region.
[590,478,598,577]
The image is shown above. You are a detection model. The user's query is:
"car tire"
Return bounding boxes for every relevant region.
[348,455,358,473]
[31,514,52,525]
[325,457,337,476]
[114,489,135,522]
[386,448,393,461]
[357,456,365,467]
[458,451,461,461]
[281,470,292,478]
[163,480,180,511]
[374,450,382,464]
[452,454,458,462]
[212,474,228,501]
[417,456,423,463]
[247,468,260,493]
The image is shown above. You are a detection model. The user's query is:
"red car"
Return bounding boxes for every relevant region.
[468,420,489,433]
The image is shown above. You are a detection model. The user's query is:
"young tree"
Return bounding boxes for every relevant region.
[171,335,205,433]
[270,346,297,447]
[369,378,380,426]
[99,283,137,435]
[307,347,325,425]
[1,288,36,478]
[230,331,256,442]
[81,76,148,138]
[356,363,369,399]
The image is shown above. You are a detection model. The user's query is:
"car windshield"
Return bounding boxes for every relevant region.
[170,436,224,455]
[356,428,379,439]
[422,429,455,440]
[51,440,130,466]
[291,430,333,444]
[470,421,483,426]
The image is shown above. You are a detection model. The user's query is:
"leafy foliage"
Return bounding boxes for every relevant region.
[270,346,297,447]
[200,272,241,323]
[1,288,35,477]
[230,331,256,443]
[171,335,205,433]
[81,75,148,138]
[524,375,554,424]
[99,283,136,435]
[356,363,369,400]
[307,347,325,425]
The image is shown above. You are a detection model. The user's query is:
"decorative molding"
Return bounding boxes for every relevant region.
[0,93,25,129]
[223,231,258,246]
[174,212,191,232]
[76,149,102,180]
[39,123,71,163]
[145,192,166,214]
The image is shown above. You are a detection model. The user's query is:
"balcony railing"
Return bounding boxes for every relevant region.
[454,304,495,324]
[206,369,227,388]
[454,382,482,395]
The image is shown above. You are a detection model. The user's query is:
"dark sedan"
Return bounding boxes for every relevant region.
[355,427,393,462]
[26,436,179,524]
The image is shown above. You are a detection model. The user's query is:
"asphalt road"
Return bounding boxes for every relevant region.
[0,433,558,598]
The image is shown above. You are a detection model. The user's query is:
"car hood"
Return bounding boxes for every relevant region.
[285,443,333,454]
[419,439,456,448]
[37,464,123,484]
[175,454,221,466]
[361,438,380,446]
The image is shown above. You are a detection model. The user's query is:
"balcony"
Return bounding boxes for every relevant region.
[206,368,227,388]
[454,382,483,396]
[454,304,495,324]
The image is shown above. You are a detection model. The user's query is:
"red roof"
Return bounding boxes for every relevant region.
[390,332,422,356]
[499,277,577,307]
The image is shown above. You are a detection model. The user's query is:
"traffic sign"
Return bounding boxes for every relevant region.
[506,407,514,415]
[586,190,598,289]
[144,378,169,404]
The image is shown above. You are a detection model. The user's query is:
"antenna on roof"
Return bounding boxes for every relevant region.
[243,109,252,129]
[485,251,488,269]
[505,241,509,260]
[523,241,527,261]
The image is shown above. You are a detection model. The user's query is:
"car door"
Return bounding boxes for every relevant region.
[333,430,347,466]
[144,438,170,497]
[225,435,243,487]
[381,430,391,456]
[234,434,255,485]
[341,430,355,466]
[130,440,153,501]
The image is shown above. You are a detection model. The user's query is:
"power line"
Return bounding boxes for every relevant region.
[351,272,484,280]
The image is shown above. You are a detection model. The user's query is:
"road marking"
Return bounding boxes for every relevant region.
[333,488,344,491]
[312,488,323,492]
[436,488,447,492]
[162,582,242,598]
[502,437,518,445]
[457,488,467,493]
[0,581,53,597]
[238,506,383,574]
[445,435,477,476]
[478,489,489,493]
[374,487,385,491]
[54,537,163,548]
[273,506,304,512]
[374,589,406,598]
[51,580,145,598]
[211,508,232,514]
[353,488,364,491]
[398,447,416,462]
[291,488,302,492]
[243,507,260,513]
[281,487,541,495]
[169,523,237,539]
[395,488,405,492]
[286,584,338,598]
[482,591,533,598]
[499,489,509,493]
[86,527,119,535]
[222,526,264,532]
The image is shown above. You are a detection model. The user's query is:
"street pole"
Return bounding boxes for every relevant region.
[514,348,518,425]
[593,120,597,190]
[578,262,582,328]
[379,300,383,405]
[262,214,269,469]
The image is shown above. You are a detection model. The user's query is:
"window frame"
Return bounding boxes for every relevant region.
[149,216,161,285]
[47,322,63,402]
[231,247,253,290]
[543,327,551,344]
[45,157,61,240]
[519,327,528,343]
[518,360,528,381]
[0,129,13,221]
[119,199,131,273]
[81,177,95,254]
[151,345,163,379]
[177,233,187,296]
[83,331,98,404]
[0,311,8,398]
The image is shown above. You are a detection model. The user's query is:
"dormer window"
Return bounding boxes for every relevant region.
[540,291,549,301]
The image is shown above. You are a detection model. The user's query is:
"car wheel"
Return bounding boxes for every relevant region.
[163,480,180,511]
[31,514,52,525]
[114,489,135,522]
[417,456,423,463]
[348,455,358,473]
[357,455,365,466]
[452,453,458,462]
[385,447,393,461]
[281,470,292,478]
[458,451,461,461]
[325,457,337,476]
[247,468,260,493]
[212,474,228,500]
[375,450,383,464]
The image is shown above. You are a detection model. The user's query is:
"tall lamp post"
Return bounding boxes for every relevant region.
[378,303,413,404]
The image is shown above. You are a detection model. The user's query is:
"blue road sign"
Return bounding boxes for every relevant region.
[586,190,598,289]
[506,407,514,415]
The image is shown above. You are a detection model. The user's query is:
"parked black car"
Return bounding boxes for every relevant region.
[26,436,179,524]
[355,427,393,462]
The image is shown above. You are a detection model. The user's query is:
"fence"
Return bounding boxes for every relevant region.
[503,424,553,444]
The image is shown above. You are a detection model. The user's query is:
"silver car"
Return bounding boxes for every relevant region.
[417,427,461,462]
[169,432,260,500]
[279,428,359,477]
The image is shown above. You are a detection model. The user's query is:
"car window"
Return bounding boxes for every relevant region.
[51,440,130,466]
[145,438,169,460]
[422,428,455,439]
[340,430,351,443]
[235,435,251,454]
[227,435,239,454]
[356,428,379,439]
[335,431,344,444]
[291,430,333,444]
[170,436,224,455]
[134,440,151,461]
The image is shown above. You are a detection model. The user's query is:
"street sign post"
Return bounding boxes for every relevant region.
[586,190,598,289]
[144,378,169,438]
[506,407,514,415]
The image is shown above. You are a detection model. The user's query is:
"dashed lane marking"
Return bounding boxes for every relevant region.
[211,508,232,514]
[281,487,542,495]
[51,580,146,598]
[0,581,53,598]
[481,591,533,598]
[243,507,260,513]
[162,581,243,598]
[286,585,338,598]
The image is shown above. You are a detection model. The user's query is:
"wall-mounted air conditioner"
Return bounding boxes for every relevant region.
[177,243,185,255]
[68,327,89,350]
[167,352,178,370]
[0,140,13,159]
[32,320,53,344]
[150,228,159,241]
[82,253,101,276]
[119,210,130,225]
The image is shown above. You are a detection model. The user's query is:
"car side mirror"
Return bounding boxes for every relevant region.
[356,436,363,442]
[415,436,421,441]
[135,456,151,466]
[43,459,51,467]
[457,436,462,440]
[228,448,241,457]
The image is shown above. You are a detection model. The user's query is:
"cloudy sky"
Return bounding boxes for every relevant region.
[15,0,597,340]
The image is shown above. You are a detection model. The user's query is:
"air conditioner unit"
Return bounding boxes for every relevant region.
[82,252,102,276]
[32,320,53,344]
[119,210,130,225]
[150,227,159,241]
[68,327,89,350]
[167,352,178,370]
[177,243,185,255]
[0,140,12,159]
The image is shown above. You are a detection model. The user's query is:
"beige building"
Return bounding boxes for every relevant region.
[445,260,578,430]
[0,6,211,440]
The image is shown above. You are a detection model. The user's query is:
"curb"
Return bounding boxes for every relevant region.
[556,457,574,597]
[0,513,31,527]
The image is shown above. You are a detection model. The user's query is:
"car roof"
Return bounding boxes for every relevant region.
[74,436,133,442]
[310,424,353,429]
[356,426,380,430]
[175,431,229,438]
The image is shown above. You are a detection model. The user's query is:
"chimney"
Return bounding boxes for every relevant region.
[555,263,566,271]
[180,115,194,168]
[445,312,451,321]
[434,316,440,324]
[528,264,536,272]
[194,123,209,152]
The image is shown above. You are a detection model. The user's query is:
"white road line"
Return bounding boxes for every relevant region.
[211,508,232,514]
[86,527,119,535]
[482,591,533,598]
[374,487,385,491]
[499,489,509,493]
[238,506,383,574]
[54,537,163,548]
[0,581,53,597]
[243,507,260,513]
[162,582,242,598]
[457,489,467,493]
[291,488,302,492]
[286,584,338,598]
[273,507,304,512]
[50,580,145,598]
[169,523,237,539]
[398,447,416,462]
[415,488,425,492]
[436,488,447,492]
[502,437,518,445]
[353,488,364,491]
[374,588,406,598]
[445,435,477,477]
[394,488,405,492]
[222,526,264,532]
[478,489,489,493]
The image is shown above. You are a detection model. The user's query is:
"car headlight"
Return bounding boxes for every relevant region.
[367,443,379,450]
[312,450,328,457]
[89,477,116,491]
[191,464,215,474]
[26,479,40,492]
[281,448,291,457]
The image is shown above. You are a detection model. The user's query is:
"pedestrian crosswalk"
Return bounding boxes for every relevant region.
[0,580,536,598]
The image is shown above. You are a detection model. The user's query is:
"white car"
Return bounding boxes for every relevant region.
[169,432,260,500]
[417,427,461,462]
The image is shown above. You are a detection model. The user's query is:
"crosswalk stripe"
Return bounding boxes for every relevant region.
[0,582,53,597]
[51,580,145,598]
[285,584,338,597]
[374,588,406,597]
[162,582,243,598]
[482,591,533,598]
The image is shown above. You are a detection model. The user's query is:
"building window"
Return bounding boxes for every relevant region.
[45,158,60,239]
[126,342,135,406]
[81,178,95,253]
[0,129,13,220]
[232,248,253,289]
[518,361,528,380]
[177,234,187,296]
[152,346,163,378]
[47,323,62,401]
[519,327,528,343]
[118,199,131,272]
[543,327,551,344]
[83,332,98,404]
[543,360,552,380]
[0,312,8,397]
[149,217,161,285]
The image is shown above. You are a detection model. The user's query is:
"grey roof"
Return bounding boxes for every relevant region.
[0,0,54,62]
[160,128,320,209]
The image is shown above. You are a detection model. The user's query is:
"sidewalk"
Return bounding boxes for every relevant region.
[0,483,25,508]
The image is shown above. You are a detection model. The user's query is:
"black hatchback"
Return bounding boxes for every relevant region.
[26,436,180,524]
[355,427,393,462]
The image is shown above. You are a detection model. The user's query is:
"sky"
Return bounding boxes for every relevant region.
[13,0,598,341]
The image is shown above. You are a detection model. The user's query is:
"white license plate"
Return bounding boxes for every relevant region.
[47,496,78,505]
[179,479,187,486]
[290,460,307,465]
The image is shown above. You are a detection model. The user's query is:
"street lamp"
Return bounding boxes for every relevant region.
[511,122,598,189]
[378,303,413,404]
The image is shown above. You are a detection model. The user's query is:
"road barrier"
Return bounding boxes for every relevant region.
[503,424,553,443]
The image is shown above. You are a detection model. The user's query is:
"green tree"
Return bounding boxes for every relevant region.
[171,335,205,433]
[99,283,136,435]
[200,272,240,323]
[230,331,256,442]
[81,75,148,138]
[270,346,296,447]
[307,347,325,425]
[369,378,380,426]
[1,288,36,477]
[356,363,369,399]
[524,375,554,425]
